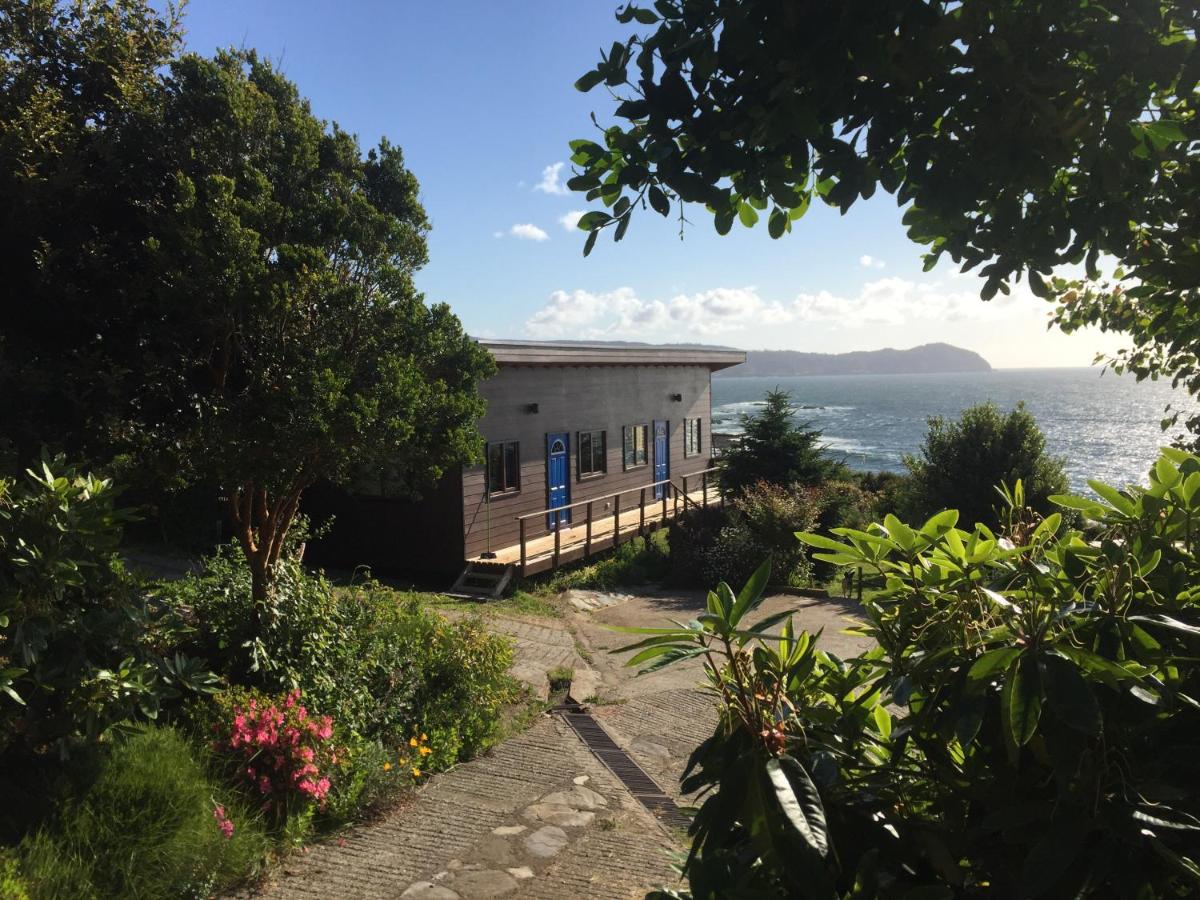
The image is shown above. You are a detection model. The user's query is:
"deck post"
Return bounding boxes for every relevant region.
[613,492,620,548]
[702,471,708,507]
[662,484,668,522]
[639,488,646,535]
[585,501,593,557]
[553,520,561,568]
[680,475,688,515]
[519,518,527,575]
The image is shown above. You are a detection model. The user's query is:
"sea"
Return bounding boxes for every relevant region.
[711,368,1200,491]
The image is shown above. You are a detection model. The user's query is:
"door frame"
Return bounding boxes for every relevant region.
[545,432,572,530]
[652,419,669,500]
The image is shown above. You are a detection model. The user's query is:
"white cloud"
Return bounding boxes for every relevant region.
[859,254,886,269]
[523,277,1036,340]
[558,210,585,231]
[534,162,568,196]
[508,223,549,242]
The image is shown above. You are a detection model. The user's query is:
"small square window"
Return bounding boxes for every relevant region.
[623,424,648,469]
[487,441,520,495]
[579,430,606,478]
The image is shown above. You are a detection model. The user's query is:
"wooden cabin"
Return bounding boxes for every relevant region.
[304,339,745,589]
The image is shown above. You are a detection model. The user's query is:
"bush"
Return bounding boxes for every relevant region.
[163,551,516,765]
[15,726,269,899]
[528,530,671,594]
[670,484,818,587]
[0,459,216,757]
[639,448,1200,899]
[904,401,1069,528]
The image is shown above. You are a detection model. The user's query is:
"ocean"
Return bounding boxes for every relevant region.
[711,368,1200,490]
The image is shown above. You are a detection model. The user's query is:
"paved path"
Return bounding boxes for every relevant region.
[245,588,870,899]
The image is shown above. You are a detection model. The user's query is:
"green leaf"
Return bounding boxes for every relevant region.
[1129,613,1200,637]
[1086,480,1136,516]
[767,207,787,238]
[737,202,759,227]
[582,228,598,257]
[648,185,670,216]
[1002,655,1043,747]
[968,647,1021,681]
[1039,654,1101,735]
[574,69,605,92]
[765,755,831,858]
[729,557,771,627]
[577,211,611,231]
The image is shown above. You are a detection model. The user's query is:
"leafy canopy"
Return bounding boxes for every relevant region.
[904,401,1069,528]
[570,1,1200,431]
[721,390,844,496]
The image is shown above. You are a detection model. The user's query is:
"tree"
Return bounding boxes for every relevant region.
[568,2,1200,432]
[722,390,843,496]
[0,4,494,604]
[0,0,181,468]
[904,402,1068,528]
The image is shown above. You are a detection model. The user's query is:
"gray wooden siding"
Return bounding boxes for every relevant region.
[462,364,715,559]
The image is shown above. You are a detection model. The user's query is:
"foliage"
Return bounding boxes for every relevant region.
[670,485,818,588]
[525,530,671,594]
[0,848,26,900]
[0,459,216,756]
[163,553,516,764]
[633,447,1200,898]
[0,2,493,599]
[904,401,1069,529]
[209,688,341,830]
[0,0,182,469]
[721,391,844,497]
[570,1,1200,439]
[14,726,269,900]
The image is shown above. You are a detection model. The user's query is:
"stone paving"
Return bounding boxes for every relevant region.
[245,588,866,899]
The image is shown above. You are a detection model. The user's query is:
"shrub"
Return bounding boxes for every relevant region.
[721,390,845,496]
[15,726,269,900]
[670,484,818,587]
[638,447,1200,899]
[208,688,341,833]
[0,460,216,756]
[904,401,1069,528]
[0,849,27,900]
[164,553,516,768]
[530,530,671,593]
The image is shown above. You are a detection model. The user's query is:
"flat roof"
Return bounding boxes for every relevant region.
[477,339,746,371]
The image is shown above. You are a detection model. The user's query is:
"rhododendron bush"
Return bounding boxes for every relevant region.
[211,688,344,823]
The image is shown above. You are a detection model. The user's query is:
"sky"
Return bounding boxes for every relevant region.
[174,0,1129,369]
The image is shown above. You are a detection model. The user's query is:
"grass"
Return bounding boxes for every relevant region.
[15,726,271,900]
[546,666,575,693]
[517,530,671,596]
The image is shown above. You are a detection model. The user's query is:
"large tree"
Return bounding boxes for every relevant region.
[569,1,1199,429]
[0,3,493,603]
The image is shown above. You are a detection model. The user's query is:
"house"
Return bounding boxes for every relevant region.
[304,339,745,585]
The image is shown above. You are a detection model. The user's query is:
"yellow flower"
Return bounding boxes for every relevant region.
[411,767,422,778]
[409,737,419,748]
[418,746,432,756]
[420,733,428,742]
[383,762,392,771]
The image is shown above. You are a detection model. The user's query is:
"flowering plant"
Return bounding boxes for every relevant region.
[211,688,343,823]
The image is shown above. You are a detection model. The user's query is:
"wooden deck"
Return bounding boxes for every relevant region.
[468,469,722,577]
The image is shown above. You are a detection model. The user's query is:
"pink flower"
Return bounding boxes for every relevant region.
[219,818,235,839]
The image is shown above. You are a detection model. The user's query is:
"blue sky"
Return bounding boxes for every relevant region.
[176,0,1125,368]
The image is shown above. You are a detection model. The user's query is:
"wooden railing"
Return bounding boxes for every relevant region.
[514,466,721,574]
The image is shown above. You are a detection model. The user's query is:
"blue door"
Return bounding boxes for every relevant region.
[546,433,571,529]
[653,420,669,500]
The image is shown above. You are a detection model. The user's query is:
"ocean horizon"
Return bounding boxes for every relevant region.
[711,366,1199,491]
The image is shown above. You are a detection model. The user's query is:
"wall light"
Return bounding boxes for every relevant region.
[669,393,683,402]
[525,402,539,414]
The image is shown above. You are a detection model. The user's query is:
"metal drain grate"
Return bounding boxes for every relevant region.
[560,710,691,830]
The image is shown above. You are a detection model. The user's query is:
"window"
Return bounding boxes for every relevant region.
[623,424,648,469]
[578,430,606,478]
[684,418,703,457]
[487,441,520,495]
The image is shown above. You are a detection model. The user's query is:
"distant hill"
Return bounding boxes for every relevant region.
[716,343,991,377]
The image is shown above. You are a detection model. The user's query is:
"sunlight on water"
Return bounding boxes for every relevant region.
[711,368,1200,490]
